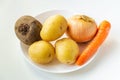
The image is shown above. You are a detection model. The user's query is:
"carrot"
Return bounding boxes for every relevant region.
[76,20,111,65]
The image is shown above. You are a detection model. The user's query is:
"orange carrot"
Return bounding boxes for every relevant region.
[76,20,111,65]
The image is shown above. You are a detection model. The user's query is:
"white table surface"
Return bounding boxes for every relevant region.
[0,0,120,80]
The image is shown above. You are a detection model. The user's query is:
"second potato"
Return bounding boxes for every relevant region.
[55,38,80,64]
[40,15,68,41]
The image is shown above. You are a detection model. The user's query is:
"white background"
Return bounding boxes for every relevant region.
[0,0,120,80]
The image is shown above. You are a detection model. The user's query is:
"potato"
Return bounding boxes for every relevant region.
[55,38,79,64]
[40,15,68,41]
[28,41,55,64]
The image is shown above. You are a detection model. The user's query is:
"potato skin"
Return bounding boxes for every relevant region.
[15,15,42,45]
[40,15,68,41]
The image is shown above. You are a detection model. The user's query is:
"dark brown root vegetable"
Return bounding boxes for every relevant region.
[15,15,42,45]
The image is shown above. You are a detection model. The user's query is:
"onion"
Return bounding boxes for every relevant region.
[67,15,97,42]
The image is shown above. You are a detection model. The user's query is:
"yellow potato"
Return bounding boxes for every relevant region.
[40,15,68,41]
[28,41,55,64]
[55,38,79,64]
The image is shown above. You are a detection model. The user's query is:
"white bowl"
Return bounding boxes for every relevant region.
[20,10,99,73]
